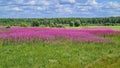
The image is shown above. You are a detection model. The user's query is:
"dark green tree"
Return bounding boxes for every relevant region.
[31,21,40,27]
[74,20,80,27]
[69,21,74,27]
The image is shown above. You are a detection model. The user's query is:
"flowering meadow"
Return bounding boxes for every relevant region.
[0,27,120,45]
[0,26,120,68]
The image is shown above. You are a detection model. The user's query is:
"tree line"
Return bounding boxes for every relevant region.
[0,17,120,27]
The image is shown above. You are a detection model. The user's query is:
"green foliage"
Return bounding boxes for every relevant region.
[69,21,74,27]
[50,23,55,27]
[104,23,115,26]
[81,23,87,26]
[0,17,120,27]
[20,23,28,27]
[5,25,11,28]
[74,20,80,27]
[56,24,65,28]
[31,21,40,27]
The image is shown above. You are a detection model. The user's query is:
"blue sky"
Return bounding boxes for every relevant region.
[0,0,120,18]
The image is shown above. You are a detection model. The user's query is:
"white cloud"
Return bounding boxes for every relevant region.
[27,0,36,5]
[68,0,76,3]
[36,7,43,10]
[36,7,46,10]
[0,0,120,17]
[40,1,50,6]
[86,0,98,5]
[60,0,76,3]
[56,4,73,13]
[18,0,24,3]
[64,8,73,13]
[1,6,23,11]
[77,6,92,11]
[97,1,120,14]
[105,2,120,8]
[12,7,23,11]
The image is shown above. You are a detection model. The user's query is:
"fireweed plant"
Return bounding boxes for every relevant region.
[0,27,120,45]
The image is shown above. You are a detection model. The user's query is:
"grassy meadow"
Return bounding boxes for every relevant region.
[0,26,120,68]
[68,26,120,30]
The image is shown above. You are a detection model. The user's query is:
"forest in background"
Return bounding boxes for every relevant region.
[0,17,120,27]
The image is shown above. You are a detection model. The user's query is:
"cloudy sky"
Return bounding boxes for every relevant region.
[0,0,120,18]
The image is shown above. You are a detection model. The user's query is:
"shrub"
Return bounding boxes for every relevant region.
[103,23,114,26]
[31,21,40,27]
[56,24,64,28]
[5,25,11,28]
[20,23,28,27]
[74,20,80,27]
[81,23,87,26]
[69,21,74,27]
[50,23,55,27]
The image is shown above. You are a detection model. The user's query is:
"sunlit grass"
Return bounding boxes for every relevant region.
[67,26,120,30]
[0,27,120,68]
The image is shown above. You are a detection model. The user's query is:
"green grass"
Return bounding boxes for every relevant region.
[85,26,120,30]
[0,26,120,68]
[85,55,120,68]
[0,35,120,68]
[67,26,120,30]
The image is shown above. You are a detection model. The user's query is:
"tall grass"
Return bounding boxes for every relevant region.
[0,27,120,68]
[0,27,119,45]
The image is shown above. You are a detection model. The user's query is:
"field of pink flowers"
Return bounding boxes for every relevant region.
[0,26,120,68]
[0,26,120,45]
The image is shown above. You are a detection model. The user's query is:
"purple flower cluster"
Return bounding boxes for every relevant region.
[0,27,119,43]
[80,28,120,35]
